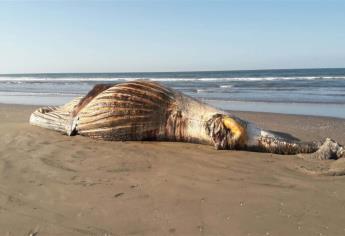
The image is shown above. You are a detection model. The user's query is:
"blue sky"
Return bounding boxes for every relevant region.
[0,0,344,73]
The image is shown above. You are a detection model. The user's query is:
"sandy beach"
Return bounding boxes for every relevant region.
[1,104,345,236]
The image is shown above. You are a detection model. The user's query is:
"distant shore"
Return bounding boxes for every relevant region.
[1,103,345,235]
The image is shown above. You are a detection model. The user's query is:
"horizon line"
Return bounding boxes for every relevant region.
[1,67,345,76]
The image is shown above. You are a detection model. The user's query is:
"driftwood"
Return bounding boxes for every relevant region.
[30,80,344,160]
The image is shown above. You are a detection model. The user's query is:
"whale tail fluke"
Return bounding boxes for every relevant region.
[298,138,345,160]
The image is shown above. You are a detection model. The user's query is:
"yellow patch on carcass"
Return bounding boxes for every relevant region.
[222,116,247,147]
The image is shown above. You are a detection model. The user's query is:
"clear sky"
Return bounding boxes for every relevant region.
[0,0,344,74]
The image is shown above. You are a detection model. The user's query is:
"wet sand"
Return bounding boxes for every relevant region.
[0,104,345,236]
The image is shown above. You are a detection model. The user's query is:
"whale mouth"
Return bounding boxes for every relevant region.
[30,106,68,133]
[206,114,247,150]
[29,97,83,134]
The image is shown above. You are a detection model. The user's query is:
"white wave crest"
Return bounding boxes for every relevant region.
[220,85,233,88]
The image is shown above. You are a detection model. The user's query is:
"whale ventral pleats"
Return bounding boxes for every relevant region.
[72,84,113,117]
[75,80,177,141]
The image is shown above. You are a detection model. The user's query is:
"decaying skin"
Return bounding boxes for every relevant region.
[30,80,345,160]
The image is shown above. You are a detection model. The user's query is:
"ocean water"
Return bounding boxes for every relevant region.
[1,68,345,118]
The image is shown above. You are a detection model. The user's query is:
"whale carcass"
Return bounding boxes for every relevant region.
[30,80,344,160]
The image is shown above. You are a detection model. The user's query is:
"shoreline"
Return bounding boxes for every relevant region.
[2,102,345,121]
[207,100,345,119]
[1,104,345,235]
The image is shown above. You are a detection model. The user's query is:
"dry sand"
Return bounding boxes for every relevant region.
[0,104,345,236]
